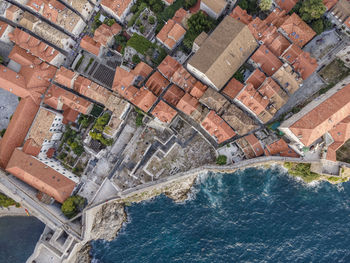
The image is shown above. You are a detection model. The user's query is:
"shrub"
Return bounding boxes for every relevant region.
[299,0,326,22]
[136,19,142,27]
[0,193,19,208]
[184,0,197,9]
[216,155,227,165]
[132,54,141,64]
[127,33,153,55]
[311,19,324,35]
[140,25,145,34]
[259,0,272,11]
[61,195,86,219]
[148,16,156,24]
[0,129,6,137]
[136,113,144,126]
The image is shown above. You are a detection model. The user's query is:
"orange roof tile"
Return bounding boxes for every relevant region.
[258,77,288,109]
[222,78,244,99]
[266,34,291,57]
[156,19,186,50]
[5,5,21,21]
[74,76,112,105]
[201,110,236,144]
[279,13,316,47]
[145,71,170,96]
[245,134,264,157]
[44,85,93,114]
[157,55,181,79]
[345,17,350,28]
[151,100,177,123]
[275,0,298,12]
[281,43,303,64]
[323,0,338,10]
[176,93,199,116]
[264,8,289,28]
[230,6,253,25]
[265,138,299,157]
[246,69,266,89]
[250,45,283,76]
[326,116,350,161]
[132,87,157,112]
[22,138,41,157]
[292,51,318,80]
[54,67,77,89]
[289,84,350,146]
[6,149,76,203]
[62,107,79,124]
[236,83,269,116]
[163,84,185,106]
[93,23,122,46]
[0,97,39,168]
[190,81,207,99]
[80,35,101,56]
[171,65,197,93]
[101,0,133,18]
[112,66,136,94]
[172,8,188,24]
[133,62,153,79]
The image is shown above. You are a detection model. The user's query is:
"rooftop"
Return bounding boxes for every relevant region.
[163,84,185,106]
[151,100,177,123]
[222,78,244,99]
[201,0,227,15]
[156,19,186,50]
[93,23,122,46]
[145,71,170,96]
[229,6,253,25]
[101,0,133,17]
[54,67,77,89]
[80,35,101,56]
[250,45,283,76]
[158,55,181,80]
[176,93,199,116]
[275,0,298,12]
[132,87,157,112]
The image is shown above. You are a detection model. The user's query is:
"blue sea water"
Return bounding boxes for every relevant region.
[0,216,44,263]
[91,167,350,263]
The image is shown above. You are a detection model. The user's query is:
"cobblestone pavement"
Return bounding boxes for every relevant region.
[0,89,18,130]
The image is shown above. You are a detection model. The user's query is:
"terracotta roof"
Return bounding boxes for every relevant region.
[62,107,79,124]
[258,77,289,110]
[222,78,244,99]
[101,0,133,18]
[190,81,207,99]
[272,64,303,94]
[171,65,197,93]
[281,43,302,64]
[156,19,186,50]
[163,84,185,106]
[54,67,77,89]
[188,16,258,90]
[330,0,350,23]
[245,134,264,156]
[246,69,266,89]
[265,138,298,157]
[6,149,76,203]
[250,45,283,76]
[93,23,122,46]
[121,85,138,102]
[266,34,291,57]
[145,71,170,96]
[22,138,41,157]
[201,110,236,144]
[199,88,229,113]
[275,0,298,12]
[133,62,153,79]
[172,8,188,24]
[236,83,269,116]
[0,97,39,168]
[279,13,316,47]
[132,87,157,112]
[323,0,338,10]
[176,93,199,115]
[230,6,253,25]
[201,0,227,15]
[6,5,21,21]
[151,100,177,123]
[288,84,350,146]
[80,35,101,56]
[157,55,181,80]
[74,76,112,105]
[291,51,318,80]
[247,17,268,40]
[44,85,93,114]
[326,116,350,161]
[112,66,136,94]
[264,8,289,28]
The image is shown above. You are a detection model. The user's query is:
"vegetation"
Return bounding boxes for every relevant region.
[184,0,197,9]
[238,0,259,15]
[136,0,165,13]
[284,162,322,183]
[259,0,272,11]
[148,16,156,24]
[0,193,19,208]
[74,55,85,71]
[136,113,144,126]
[183,11,216,51]
[233,66,245,82]
[61,195,86,219]
[0,55,3,64]
[84,58,94,72]
[0,129,6,137]
[127,33,153,55]
[319,59,350,88]
[104,18,116,26]
[115,34,127,54]
[89,113,114,146]
[140,25,145,34]
[132,54,141,64]
[78,114,95,129]
[90,104,104,118]
[128,3,148,27]
[216,155,227,165]
[299,0,326,22]
[92,12,103,31]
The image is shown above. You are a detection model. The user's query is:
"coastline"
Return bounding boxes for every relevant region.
[0,206,27,218]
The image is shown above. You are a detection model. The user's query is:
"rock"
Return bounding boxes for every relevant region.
[90,202,126,241]
[74,243,91,263]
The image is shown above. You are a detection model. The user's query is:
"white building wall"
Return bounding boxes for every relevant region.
[0,24,14,44]
[200,2,225,20]
[187,63,218,90]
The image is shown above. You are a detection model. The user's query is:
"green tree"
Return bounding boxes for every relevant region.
[0,129,6,137]
[184,0,197,9]
[311,19,324,34]
[0,193,18,208]
[61,195,86,219]
[238,0,249,10]
[216,155,227,165]
[259,0,272,11]
[148,16,156,24]
[299,0,326,22]
[136,113,144,126]
[136,19,142,27]
[132,54,141,64]
[140,25,145,34]
[0,55,3,64]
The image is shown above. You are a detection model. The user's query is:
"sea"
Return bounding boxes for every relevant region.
[91,166,350,263]
[0,216,44,263]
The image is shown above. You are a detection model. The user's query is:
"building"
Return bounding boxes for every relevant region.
[279,80,350,153]
[101,0,135,23]
[326,0,350,30]
[200,0,227,19]
[59,0,94,20]
[93,23,122,47]
[0,21,14,44]
[272,64,303,94]
[187,16,257,91]
[264,138,299,157]
[54,67,78,89]
[236,133,264,158]
[80,35,101,57]
[336,45,350,67]
[250,45,283,76]
[132,87,157,112]
[201,110,236,144]
[145,71,170,96]
[9,28,65,67]
[6,149,76,203]
[163,84,185,106]
[274,0,298,12]
[171,65,197,92]
[156,19,186,50]
[151,100,177,123]
[157,55,181,79]
[199,87,230,114]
